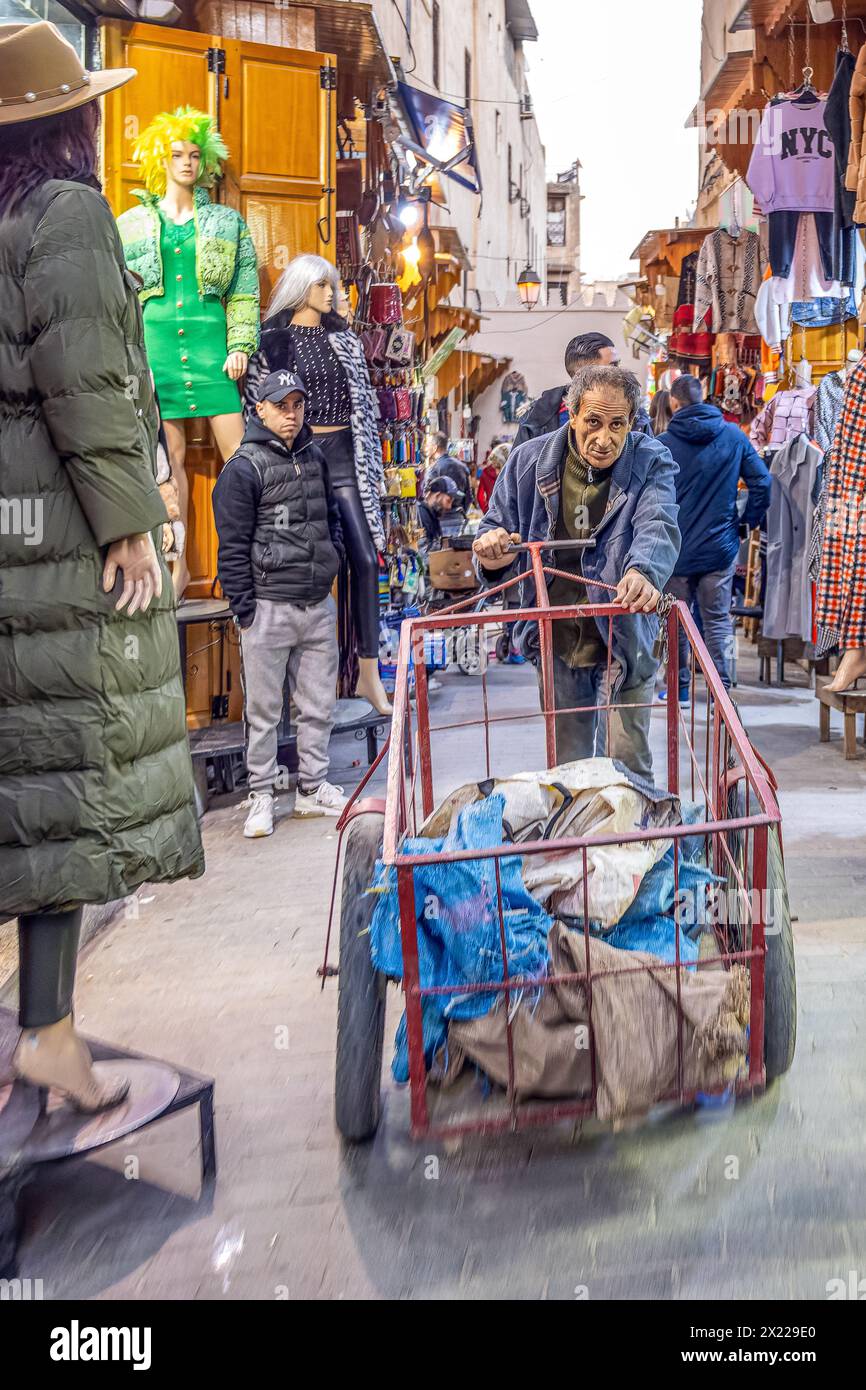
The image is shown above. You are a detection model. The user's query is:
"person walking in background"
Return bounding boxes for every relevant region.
[513,332,653,448]
[423,430,472,508]
[649,388,672,436]
[213,371,347,838]
[0,21,204,1114]
[478,442,510,513]
[657,374,771,701]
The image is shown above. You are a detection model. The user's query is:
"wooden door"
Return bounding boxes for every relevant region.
[218,38,336,308]
[102,25,219,216]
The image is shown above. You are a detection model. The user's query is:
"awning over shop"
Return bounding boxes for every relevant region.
[431,226,473,272]
[433,347,512,400]
[427,304,482,340]
[401,224,474,344]
[630,227,712,278]
[731,1,866,37]
[505,0,539,43]
[310,1,394,107]
[686,51,753,122]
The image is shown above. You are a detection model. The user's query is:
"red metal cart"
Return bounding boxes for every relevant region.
[323,542,796,1143]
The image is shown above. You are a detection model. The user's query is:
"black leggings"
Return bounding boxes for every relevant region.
[17,906,83,1028]
[316,430,380,660]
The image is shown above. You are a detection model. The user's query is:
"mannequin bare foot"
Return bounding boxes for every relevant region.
[825,648,866,693]
[355,657,393,716]
[13,1015,129,1114]
[172,556,191,600]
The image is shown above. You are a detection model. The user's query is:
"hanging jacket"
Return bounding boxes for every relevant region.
[475,425,680,689]
[812,369,845,457]
[657,404,771,578]
[847,43,866,225]
[825,47,857,230]
[764,435,823,642]
[809,369,845,592]
[117,186,260,355]
[0,179,204,916]
[747,97,836,214]
[245,315,385,548]
[750,386,816,451]
[212,419,343,628]
[694,229,766,334]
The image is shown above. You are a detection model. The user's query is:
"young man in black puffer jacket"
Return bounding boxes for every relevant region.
[213,371,346,838]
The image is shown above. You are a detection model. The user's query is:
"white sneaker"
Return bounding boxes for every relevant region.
[243,790,275,838]
[294,780,347,818]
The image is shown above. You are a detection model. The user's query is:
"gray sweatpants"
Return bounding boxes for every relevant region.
[240,596,338,793]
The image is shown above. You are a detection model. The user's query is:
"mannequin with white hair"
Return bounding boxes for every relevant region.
[245,255,390,715]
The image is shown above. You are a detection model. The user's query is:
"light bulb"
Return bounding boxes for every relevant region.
[399,204,421,229]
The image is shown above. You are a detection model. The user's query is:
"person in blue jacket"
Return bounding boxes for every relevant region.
[474,364,680,782]
[657,374,771,700]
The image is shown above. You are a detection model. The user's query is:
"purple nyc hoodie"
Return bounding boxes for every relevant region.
[746,98,836,213]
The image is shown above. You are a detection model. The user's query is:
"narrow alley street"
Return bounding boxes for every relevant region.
[16,651,866,1301]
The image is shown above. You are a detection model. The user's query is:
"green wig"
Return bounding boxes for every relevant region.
[133,107,229,197]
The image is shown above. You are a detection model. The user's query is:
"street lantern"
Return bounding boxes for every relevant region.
[517,265,542,311]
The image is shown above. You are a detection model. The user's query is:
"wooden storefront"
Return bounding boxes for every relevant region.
[100,14,337,725]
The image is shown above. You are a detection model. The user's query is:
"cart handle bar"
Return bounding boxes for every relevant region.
[506,539,596,553]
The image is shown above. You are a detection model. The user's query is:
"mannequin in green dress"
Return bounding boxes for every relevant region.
[118,110,260,597]
[159,142,245,594]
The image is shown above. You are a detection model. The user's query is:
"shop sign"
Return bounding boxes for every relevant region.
[422,327,466,381]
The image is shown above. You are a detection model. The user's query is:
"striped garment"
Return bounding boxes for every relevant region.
[815,358,866,648]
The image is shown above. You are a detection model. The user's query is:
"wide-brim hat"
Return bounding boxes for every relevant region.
[0,21,135,127]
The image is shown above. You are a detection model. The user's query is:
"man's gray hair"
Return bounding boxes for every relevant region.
[566,365,642,421]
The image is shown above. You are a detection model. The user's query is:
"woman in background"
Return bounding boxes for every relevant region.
[649,389,672,436]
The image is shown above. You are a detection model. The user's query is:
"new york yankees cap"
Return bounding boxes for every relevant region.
[258,370,308,403]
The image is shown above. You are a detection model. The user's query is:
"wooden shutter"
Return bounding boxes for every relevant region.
[219,38,337,306]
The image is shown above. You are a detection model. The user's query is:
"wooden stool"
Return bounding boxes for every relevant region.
[816,679,866,759]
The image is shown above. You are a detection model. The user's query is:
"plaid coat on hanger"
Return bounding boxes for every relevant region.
[815,357,866,648]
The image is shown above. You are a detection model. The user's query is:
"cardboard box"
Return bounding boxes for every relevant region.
[427,546,478,591]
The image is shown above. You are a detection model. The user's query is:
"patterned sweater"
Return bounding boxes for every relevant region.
[117,186,260,356]
[693,228,766,335]
[750,387,815,452]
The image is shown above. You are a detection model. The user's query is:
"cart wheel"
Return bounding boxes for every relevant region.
[724,787,796,1081]
[495,633,510,664]
[455,631,484,676]
[335,811,387,1143]
[763,822,796,1080]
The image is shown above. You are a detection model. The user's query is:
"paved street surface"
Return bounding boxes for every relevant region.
[14,648,866,1300]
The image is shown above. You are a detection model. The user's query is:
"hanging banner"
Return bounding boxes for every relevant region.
[422,327,466,381]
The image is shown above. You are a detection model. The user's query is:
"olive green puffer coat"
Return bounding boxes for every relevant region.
[0,179,205,916]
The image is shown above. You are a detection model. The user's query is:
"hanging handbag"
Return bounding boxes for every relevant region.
[370,282,403,324]
[336,211,362,271]
[361,325,388,365]
[386,324,415,365]
[394,386,412,421]
[377,387,398,422]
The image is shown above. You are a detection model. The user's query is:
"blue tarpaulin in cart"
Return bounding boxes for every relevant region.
[368,793,552,1082]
